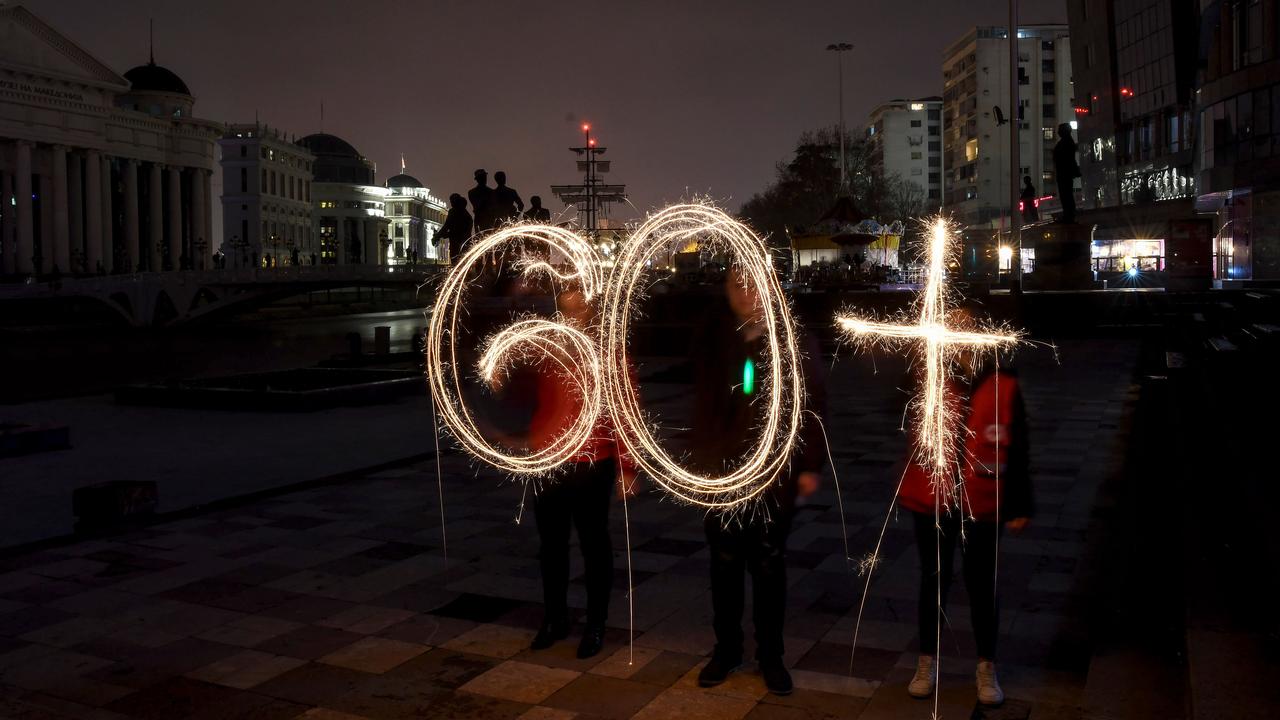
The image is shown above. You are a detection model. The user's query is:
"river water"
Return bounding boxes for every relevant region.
[0,309,433,405]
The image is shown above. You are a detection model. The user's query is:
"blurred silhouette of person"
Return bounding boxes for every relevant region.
[438,193,473,263]
[1053,123,1080,224]
[524,195,552,223]
[525,286,636,660]
[691,267,827,697]
[492,171,524,225]
[1020,176,1039,223]
[469,169,496,232]
[902,307,1031,708]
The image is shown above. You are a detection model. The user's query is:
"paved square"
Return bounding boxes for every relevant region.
[0,339,1137,718]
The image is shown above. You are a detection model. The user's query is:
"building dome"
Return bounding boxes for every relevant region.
[297,133,361,159]
[297,133,375,185]
[123,62,191,96]
[386,173,423,189]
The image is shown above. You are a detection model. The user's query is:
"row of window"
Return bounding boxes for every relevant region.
[1201,84,1280,171]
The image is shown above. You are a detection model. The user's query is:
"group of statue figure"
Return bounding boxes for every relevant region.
[434,169,552,262]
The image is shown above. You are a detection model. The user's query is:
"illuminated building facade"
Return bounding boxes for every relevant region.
[217,124,314,267]
[0,3,219,276]
[383,171,446,264]
[1195,0,1280,281]
[866,97,944,208]
[296,133,389,266]
[942,24,1074,229]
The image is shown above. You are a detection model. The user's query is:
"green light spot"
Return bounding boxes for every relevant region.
[742,358,755,395]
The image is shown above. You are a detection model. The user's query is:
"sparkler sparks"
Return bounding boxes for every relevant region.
[600,203,806,509]
[426,203,805,511]
[426,223,604,476]
[836,217,1021,505]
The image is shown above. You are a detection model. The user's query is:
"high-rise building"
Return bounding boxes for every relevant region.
[865,97,944,208]
[0,3,220,276]
[217,124,315,268]
[1068,0,1199,212]
[383,167,446,265]
[942,25,1074,229]
[1195,0,1280,281]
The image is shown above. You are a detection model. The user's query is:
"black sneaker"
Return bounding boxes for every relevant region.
[759,657,793,696]
[530,616,570,650]
[577,623,606,659]
[697,653,743,687]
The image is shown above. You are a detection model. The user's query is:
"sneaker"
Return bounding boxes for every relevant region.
[907,655,936,698]
[759,657,793,696]
[697,653,742,687]
[577,623,606,659]
[976,660,1004,706]
[530,616,570,650]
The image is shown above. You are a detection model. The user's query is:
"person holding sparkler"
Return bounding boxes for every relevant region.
[692,267,828,696]
[901,306,1032,707]
[525,286,636,659]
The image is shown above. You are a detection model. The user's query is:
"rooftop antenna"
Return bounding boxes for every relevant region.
[400,153,406,174]
[148,18,154,65]
[320,101,324,133]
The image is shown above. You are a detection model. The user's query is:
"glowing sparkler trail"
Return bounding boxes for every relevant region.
[426,224,605,476]
[601,203,806,509]
[426,203,805,510]
[836,218,1021,505]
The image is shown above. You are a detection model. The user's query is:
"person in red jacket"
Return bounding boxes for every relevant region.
[901,331,1031,707]
[525,287,636,659]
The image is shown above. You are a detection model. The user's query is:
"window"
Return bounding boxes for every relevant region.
[260,168,267,192]
[928,189,940,199]
[911,151,923,160]
[911,119,922,127]
[928,156,941,167]
[240,167,247,192]
[929,125,940,136]
[1043,127,1055,140]
[911,167,923,175]
[269,171,276,196]
[239,145,246,157]
[305,181,311,202]
[1043,104,1056,118]
[261,148,268,160]
[928,172,940,183]
[928,109,940,121]
[965,139,979,162]
[929,140,941,152]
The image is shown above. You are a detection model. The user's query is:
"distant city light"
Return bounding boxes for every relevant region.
[1128,267,1139,278]
[1119,87,1135,97]
[1074,106,1090,115]
[909,102,926,111]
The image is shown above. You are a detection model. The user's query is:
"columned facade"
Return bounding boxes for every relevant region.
[0,4,221,277]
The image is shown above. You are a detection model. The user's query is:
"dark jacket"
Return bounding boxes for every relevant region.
[438,207,473,261]
[688,299,828,504]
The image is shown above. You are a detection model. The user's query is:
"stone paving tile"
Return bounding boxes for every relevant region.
[442,623,536,659]
[461,659,582,704]
[542,673,663,719]
[318,636,429,674]
[185,648,307,689]
[630,686,757,720]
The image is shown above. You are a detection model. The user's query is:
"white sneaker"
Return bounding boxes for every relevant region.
[976,660,1004,705]
[907,655,936,698]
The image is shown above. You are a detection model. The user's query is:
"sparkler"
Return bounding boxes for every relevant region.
[426,203,805,509]
[426,223,604,476]
[600,203,805,509]
[836,217,1021,505]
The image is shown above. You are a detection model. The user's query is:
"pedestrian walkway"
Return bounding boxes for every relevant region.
[0,339,1139,719]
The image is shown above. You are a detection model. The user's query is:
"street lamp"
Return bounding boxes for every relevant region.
[826,42,853,194]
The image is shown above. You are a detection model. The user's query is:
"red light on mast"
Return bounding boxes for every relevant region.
[1119,87,1134,97]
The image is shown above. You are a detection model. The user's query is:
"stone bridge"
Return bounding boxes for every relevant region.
[0,266,443,327]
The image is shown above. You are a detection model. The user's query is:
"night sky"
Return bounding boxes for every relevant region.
[31,0,1065,230]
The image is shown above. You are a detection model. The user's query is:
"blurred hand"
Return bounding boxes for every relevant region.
[796,472,822,499]
[1005,517,1030,534]
[616,469,640,500]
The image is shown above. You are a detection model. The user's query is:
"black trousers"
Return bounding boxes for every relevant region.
[534,459,615,626]
[911,510,1000,660]
[705,501,794,661]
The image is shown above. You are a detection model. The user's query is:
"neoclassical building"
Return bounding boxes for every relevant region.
[0,3,220,276]
[296,133,389,265]
[218,123,316,267]
[384,168,446,264]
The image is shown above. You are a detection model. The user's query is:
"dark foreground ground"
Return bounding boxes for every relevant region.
[1,291,1277,719]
